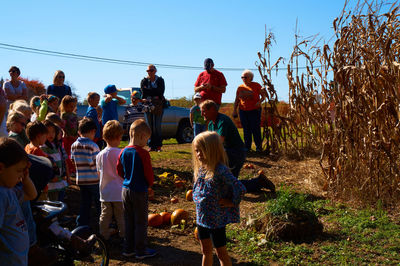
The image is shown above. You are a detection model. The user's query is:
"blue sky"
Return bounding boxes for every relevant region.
[0,0,354,103]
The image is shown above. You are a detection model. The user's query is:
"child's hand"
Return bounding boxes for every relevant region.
[105,94,113,103]
[219,198,235,208]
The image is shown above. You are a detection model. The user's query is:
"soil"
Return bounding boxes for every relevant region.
[63,143,326,265]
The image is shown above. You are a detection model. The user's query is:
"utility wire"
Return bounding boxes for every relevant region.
[0,42,314,72]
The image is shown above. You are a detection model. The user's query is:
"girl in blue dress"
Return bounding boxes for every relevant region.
[192,131,246,266]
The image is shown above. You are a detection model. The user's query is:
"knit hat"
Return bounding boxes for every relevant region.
[131,90,142,99]
[104,84,117,94]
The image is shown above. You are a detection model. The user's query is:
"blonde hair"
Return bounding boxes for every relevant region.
[46,112,62,125]
[87,92,100,102]
[53,70,65,84]
[10,100,31,114]
[129,119,151,141]
[30,96,41,114]
[192,131,228,180]
[59,95,77,115]
[103,120,123,142]
[6,111,25,131]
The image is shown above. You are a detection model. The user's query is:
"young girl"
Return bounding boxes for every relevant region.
[60,96,78,173]
[41,120,70,201]
[192,131,246,266]
[7,111,29,147]
[47,95,60,114]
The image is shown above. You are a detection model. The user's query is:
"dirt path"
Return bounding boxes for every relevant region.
[64,144,325,265]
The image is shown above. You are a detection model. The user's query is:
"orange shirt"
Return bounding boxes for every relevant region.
[25,143,47,157]
[236,82,262,111]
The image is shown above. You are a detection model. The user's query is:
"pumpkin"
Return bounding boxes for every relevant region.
[148,187,154,201]
[186,190,193,201]
[174,180,185,188]
[194,227,199,241]
[257,169,264,175]
[170,197,178,204]
[148,213,163,227]
[171,209,189,225]
[160,212,171,225]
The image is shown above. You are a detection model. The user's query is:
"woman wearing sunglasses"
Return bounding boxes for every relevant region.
[3,66,28,104]
[46,70,72,101]
[140,64,165,152]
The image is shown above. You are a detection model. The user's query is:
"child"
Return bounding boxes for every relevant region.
[192,131,246,266]
[117,119,156,259]
[41,120,70,201]
[122,90,146,135]
[101,84,126,125]
[25,121,48,157]
[0,137,37,265]
[10,99,33,121]
[85,92,103,148]
[7,111,29,147]
[47,95,60,114]
[60,95,78,173]
[71,118,100,227]
[29,96,41,122]
[96,120,125,241]
[190,92,206,137]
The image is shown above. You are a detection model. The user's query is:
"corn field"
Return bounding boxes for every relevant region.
[258,0,400,205]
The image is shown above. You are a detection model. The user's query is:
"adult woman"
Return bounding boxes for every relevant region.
[140,64,165,152]
[3,66,28,104]
[232,69,266,152]
[46,70,72,101]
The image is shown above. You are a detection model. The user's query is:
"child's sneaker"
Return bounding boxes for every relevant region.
[135,248,157,259]
[122,250,135,257]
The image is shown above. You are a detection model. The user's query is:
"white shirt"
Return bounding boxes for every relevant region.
[3,81,27,104]
[96,147,123,202]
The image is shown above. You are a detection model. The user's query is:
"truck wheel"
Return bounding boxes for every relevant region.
[176,120,194,144]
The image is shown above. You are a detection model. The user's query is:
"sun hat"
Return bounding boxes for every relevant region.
[204,58,214,71]
[104,84,117,94]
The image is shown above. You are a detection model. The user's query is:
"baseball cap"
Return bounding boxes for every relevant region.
[193,93,202,100]
[104,84,117,94]
[204,58,214,70]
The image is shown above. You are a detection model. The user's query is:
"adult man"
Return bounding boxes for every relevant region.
[200,100,275,193]
[194,58,227,106]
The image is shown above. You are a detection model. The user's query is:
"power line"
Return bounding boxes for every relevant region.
[0,42,314,72]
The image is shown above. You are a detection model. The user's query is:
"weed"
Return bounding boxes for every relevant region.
[266,186,314,216]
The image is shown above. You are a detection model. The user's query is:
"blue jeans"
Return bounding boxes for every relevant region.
[193,123,206,137]
[239,109,262,151]
[76,184,101,227]
[145,110,163,148]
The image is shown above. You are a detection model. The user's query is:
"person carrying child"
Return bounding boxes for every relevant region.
[122,89,154,136]
[101,84,126,125]
[71,118,100,227]
[192,131,246,266]
[96,120,125,241]
[0,137,37,265]
[117,119,156,259]
[41,120,70,201]
[190,92,206,137]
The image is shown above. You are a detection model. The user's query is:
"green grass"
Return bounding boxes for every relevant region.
[227,197,400,265]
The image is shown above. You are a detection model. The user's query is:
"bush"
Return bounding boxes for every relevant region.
[267,186,314,216]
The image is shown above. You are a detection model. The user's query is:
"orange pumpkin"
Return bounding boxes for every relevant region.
[160,212,171,225]
[186,190,193,201]
[257,169,264,175]
[171,209,189,225]
[174,180,185,188]
[148,213,163,227]
[194,227,199,241]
